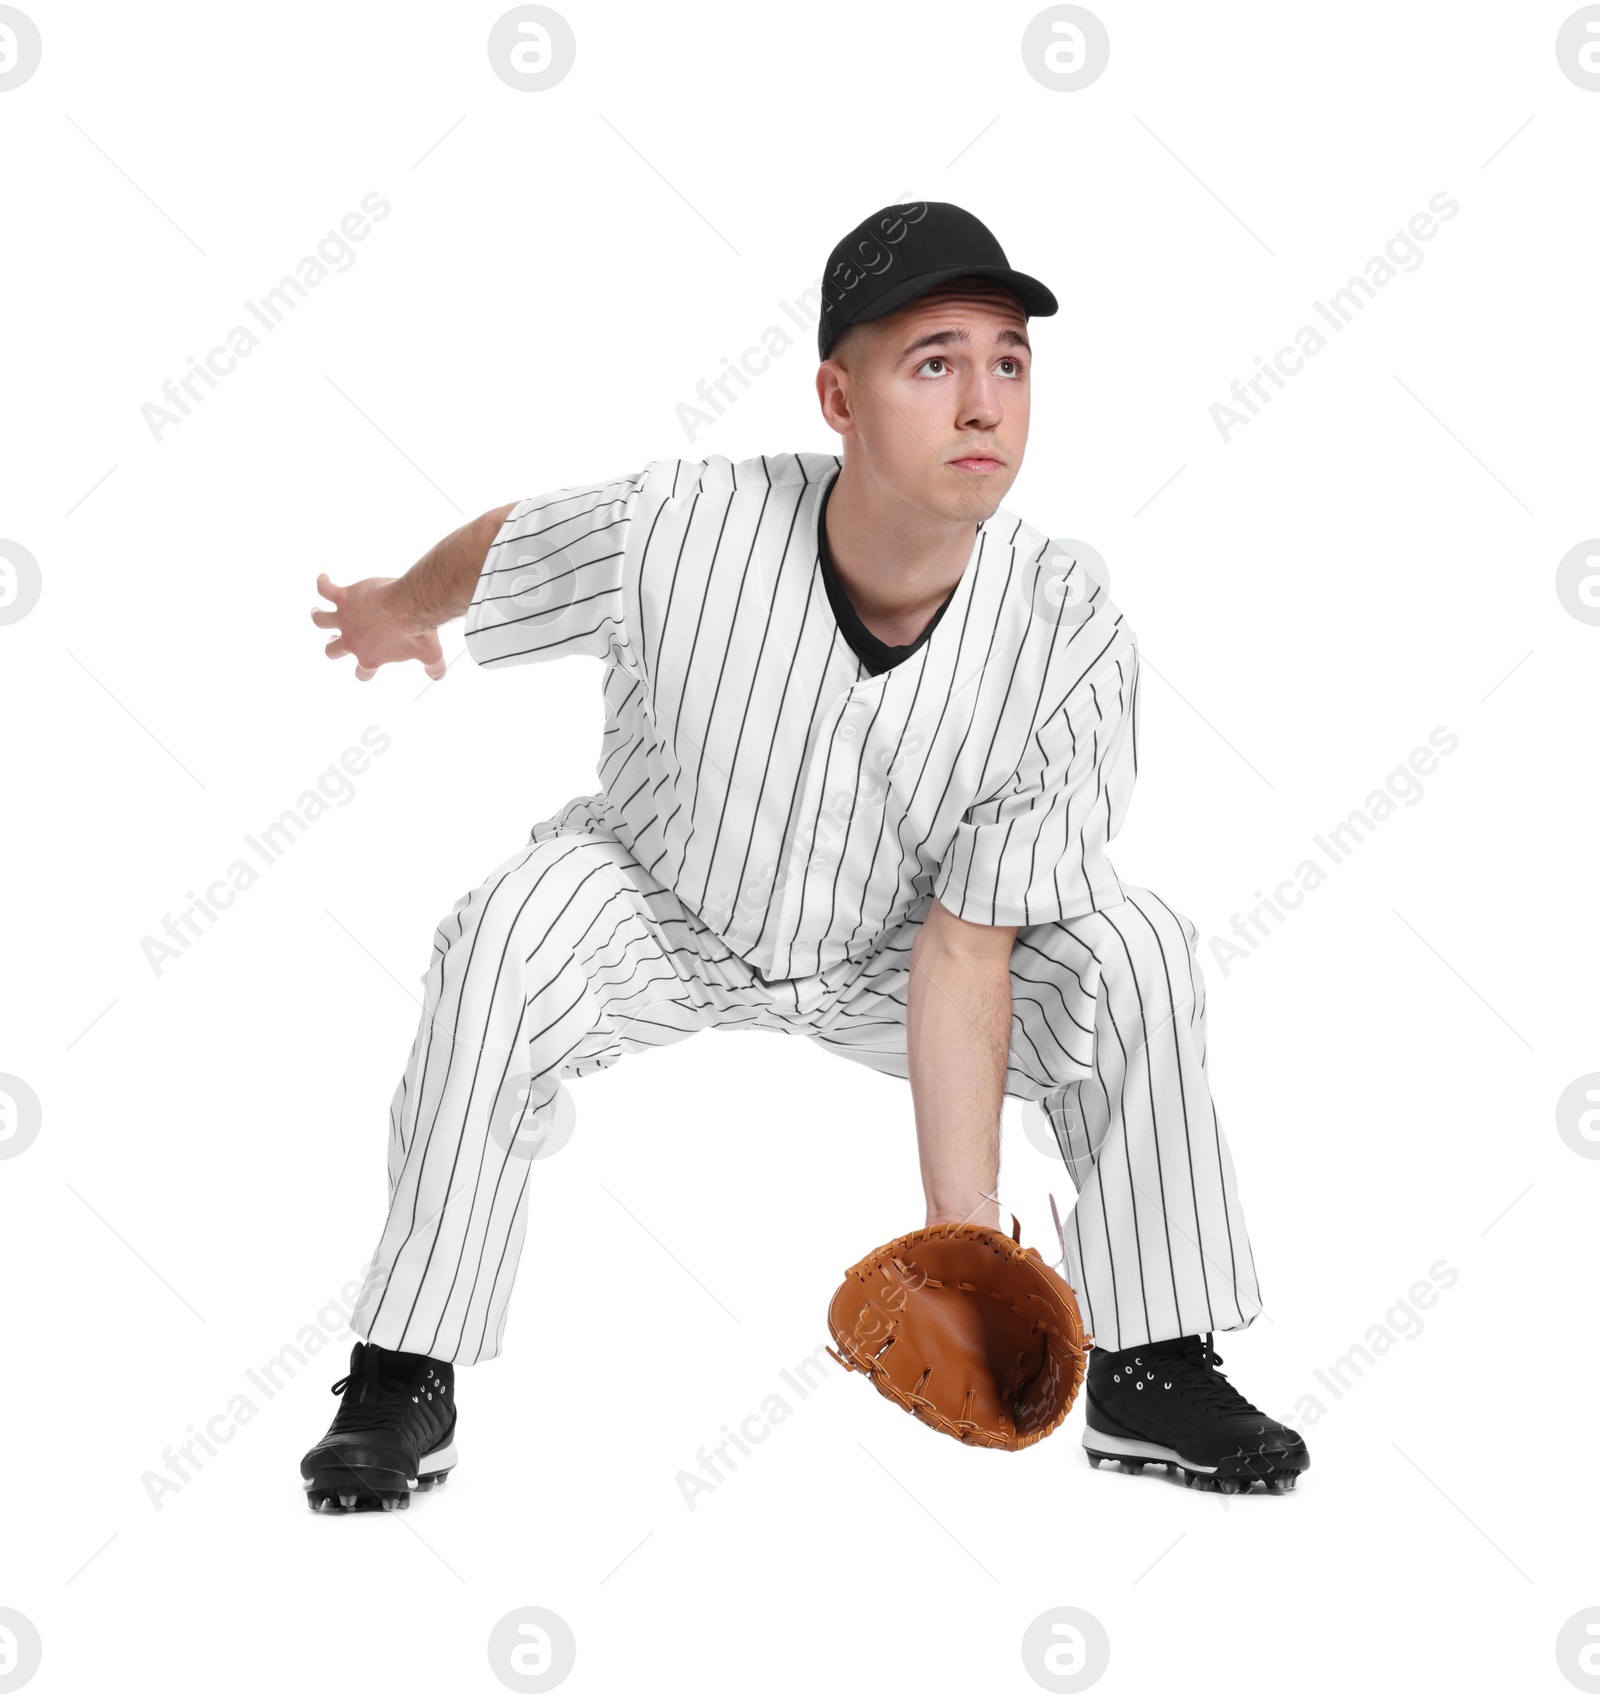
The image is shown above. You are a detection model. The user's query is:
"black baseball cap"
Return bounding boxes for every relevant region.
[816,200,1058,361]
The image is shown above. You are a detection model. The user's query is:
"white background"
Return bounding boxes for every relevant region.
[2,1,1597,1694]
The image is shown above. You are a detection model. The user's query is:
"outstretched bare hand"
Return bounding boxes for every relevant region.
[312,573,447,682]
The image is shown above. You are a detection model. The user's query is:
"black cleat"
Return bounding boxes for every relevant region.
[1081,1333,1308,1494]
[300,1341,457,1513]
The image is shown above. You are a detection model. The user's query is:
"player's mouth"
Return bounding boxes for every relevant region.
[948,454,1004,474]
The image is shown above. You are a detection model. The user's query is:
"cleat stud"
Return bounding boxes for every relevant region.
[339,1492,359,1508]
[1123,1461,1145,1476]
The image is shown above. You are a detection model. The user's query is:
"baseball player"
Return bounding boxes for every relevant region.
[302,201,1308,1508]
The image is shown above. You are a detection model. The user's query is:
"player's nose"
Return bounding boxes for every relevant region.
[955,373,1006,432]
[957,398,1005,433]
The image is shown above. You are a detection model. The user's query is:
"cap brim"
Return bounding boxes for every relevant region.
[849,264,1059,331]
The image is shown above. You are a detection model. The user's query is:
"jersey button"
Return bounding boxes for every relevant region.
[809,854,827,872]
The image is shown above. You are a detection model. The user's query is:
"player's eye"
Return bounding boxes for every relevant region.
[914,356,949,377]
[995,357,1025,378]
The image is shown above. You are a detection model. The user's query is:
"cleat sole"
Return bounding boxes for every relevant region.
[1084,1427,1306,1495]
[301,1445,458,1513]
[1083,1427,1216,1475]
[1088,1441,1299,1496]
[1084,1451,1305,1493]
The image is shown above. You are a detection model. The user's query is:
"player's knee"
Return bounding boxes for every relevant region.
[1094,891,1199,1006]
[448,837,609,949]
[1117,887,1199,954]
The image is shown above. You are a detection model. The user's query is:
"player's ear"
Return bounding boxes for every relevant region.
[816,360,852,436]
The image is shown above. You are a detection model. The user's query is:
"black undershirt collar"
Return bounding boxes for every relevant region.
[816,471,962,676]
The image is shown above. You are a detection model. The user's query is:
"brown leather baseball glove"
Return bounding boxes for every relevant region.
[825,1213,1091,1451]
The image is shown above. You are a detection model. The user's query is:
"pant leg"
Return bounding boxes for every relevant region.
[1014,887,1263,1351]
[350,818,719,1366]
[808,885,1263,1353]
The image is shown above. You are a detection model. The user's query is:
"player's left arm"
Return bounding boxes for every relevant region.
[907,623,1137,1233]
[908,898,1019,1232]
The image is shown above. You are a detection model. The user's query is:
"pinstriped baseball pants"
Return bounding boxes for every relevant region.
[349,794,1263,1363]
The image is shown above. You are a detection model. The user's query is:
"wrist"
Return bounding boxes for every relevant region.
[924,1195,1001,1228]
[373,575,430,635]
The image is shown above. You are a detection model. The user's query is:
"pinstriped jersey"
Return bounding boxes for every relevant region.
[463,452,1140,981]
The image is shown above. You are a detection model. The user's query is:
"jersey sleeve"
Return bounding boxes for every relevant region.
[932,637,1139,928]
[463,470,649,668]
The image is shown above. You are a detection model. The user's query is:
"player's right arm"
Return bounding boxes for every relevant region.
[312,502,516,682]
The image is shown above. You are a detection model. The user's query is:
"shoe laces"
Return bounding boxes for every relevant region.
[328,1346,426,1433]
[1150,1334,1258,1418]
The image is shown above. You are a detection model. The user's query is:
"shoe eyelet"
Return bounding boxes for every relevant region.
[1135,1380,1143,1390]
[1113,1374,1121,1382]
[1164,1381,1172,1390]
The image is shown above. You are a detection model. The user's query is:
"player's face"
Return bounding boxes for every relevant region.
[823,283,1032,524]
